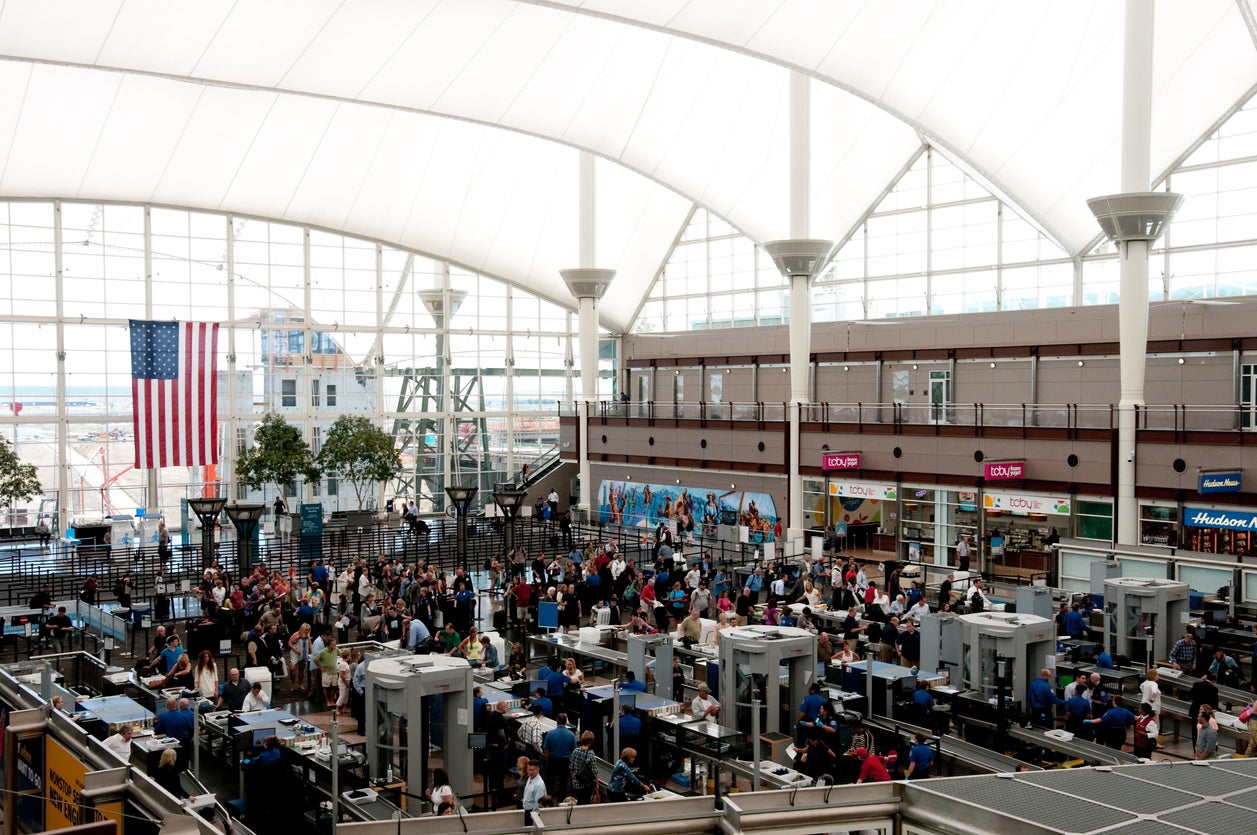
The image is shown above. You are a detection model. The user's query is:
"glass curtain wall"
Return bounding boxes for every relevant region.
[642,93,1257,333]
[0,201,584,530]
[1086,93,1257,301]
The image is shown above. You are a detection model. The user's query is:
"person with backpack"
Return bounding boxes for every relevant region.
[569,731,599,805]
[1241,696,1257,757]
[112,574,133,609]
[965,579,989,613]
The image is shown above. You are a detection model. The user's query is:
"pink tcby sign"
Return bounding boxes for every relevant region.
[984,461,1025,481]
[822,453,862,470]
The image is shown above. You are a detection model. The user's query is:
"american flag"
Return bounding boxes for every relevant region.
[130,320,219,469]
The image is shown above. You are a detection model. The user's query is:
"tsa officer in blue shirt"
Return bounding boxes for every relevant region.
[1062,603,1087,639]
[530,687,554,718]
[1028,668,1065,727]
[904,733,935,780]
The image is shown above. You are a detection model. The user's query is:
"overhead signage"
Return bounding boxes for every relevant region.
[822,452,862,470]
[828,481,897,501]
[1198,471,1241,494]
[984,461,1025,481]
[1184,506,1257,530]
[983,492,1070,514]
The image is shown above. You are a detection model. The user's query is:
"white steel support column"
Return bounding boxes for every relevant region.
[226,217,237,504]
[375,243,386,512]
[144,207,158,510]
[562,152,615,516]
[1116,0,1153,548]
[561,271,614,514]
[54,202,68,531]
[768,72,835,540]
[789,72,810,239]
[1088,0,1182,546]
[302,229,314,504]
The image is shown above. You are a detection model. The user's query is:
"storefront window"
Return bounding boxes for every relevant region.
[1076,499,1113,541]
[899,487,977,565]
[803,477,827,528]
[1139,504,1178,547]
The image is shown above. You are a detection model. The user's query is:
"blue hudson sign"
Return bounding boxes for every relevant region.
[1198,471,1241,494]
[1184,507,1257,530]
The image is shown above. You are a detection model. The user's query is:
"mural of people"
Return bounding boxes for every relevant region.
[597,480,778,543]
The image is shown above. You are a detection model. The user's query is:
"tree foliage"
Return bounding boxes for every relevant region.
[316,416,401,510]
[0,435,41,514]
[235,414,320,499]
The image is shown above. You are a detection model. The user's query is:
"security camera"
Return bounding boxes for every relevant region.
[1126,450,1135,462]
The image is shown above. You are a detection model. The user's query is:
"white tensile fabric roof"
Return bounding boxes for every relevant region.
[0,0,1252,332]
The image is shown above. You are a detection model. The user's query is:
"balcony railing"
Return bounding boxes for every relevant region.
[565,400,1254,434]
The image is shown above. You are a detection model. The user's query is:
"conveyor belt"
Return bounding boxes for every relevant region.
[1160,695,1249,748]
[865,716,1040,774]
[1007,723,1139,765]
[1153,666,1253,707]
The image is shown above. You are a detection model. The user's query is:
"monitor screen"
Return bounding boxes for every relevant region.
[1074,643,1097,662]
[618,693,637,711]
[251,727,274,749]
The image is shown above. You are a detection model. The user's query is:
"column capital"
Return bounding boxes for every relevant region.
[560,268,615,300]
[1087,192,1183,243]
[417,288,467,324]
[764,239,838,280]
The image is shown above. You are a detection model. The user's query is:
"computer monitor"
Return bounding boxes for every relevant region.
[251,727,274,749]
[1073,642,1097,663]
[618,693,637,711]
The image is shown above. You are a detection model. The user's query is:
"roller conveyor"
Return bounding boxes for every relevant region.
[1007,723,1139,766]
[865,715,1041,775]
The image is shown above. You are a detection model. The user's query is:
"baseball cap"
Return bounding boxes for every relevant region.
[854,747,869,758]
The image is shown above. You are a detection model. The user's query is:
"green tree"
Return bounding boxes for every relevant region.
[0,435,41,524]
[235,414,320,501]
[316,416,401,510]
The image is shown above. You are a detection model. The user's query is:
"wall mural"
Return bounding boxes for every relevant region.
[597,480,779,542]
[809,496,883,528]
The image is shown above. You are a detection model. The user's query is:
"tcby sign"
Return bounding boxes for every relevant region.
[822,453,862,470]
[984,491,1071,515]
[984,461,1025,481]
[829,481,897,501]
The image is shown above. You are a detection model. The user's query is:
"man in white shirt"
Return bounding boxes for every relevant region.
[691,683,721,720]
[966,579,990,611]
[522,759,547,825]
[855,567,869,595]
[103,724,134,760]
[1063,675,1090,701]
[610,554,627,583]
[888,594,906,617]
[905,599,931,622]
[684,564,702,591]
[770,574,786,598]
[241,681,270,712]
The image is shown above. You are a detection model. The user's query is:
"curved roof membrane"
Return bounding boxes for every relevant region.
[0,0,1252,331]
